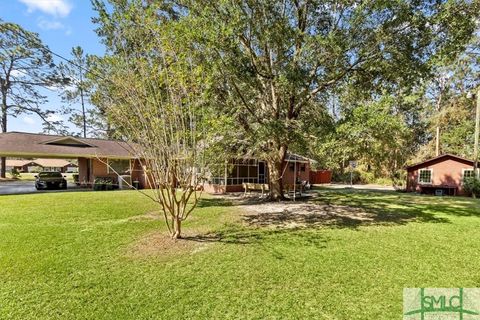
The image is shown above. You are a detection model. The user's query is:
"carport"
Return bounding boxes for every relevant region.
[0,132,147,188]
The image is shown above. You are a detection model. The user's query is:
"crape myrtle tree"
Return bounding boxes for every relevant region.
[0,21,63,178]
[92,1,209,239]
[183,0,479,200]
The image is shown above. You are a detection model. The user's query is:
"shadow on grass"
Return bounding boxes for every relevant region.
[196,197,233,208]
[181,189,468,251]
[183,224,330,258]
[316,189,479,218]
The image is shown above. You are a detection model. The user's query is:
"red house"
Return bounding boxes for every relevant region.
[406,154,477,196]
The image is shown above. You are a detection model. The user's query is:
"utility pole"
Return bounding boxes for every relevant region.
[474,87,480,177]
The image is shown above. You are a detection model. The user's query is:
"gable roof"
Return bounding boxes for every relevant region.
[33,159,77,168]
[0,132,137,159]
[5,159,33,167]
[285,153,314,163]
[42,136,96,148]
[406,153,474,170]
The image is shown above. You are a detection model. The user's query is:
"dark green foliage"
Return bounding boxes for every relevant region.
[9,167,20,179]
[463,177,480,197]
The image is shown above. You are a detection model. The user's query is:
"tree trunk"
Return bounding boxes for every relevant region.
[435,126,440,156]
[171,217,182,239]
[1,95,6,178]
[435,86,443,157]
[267,145,287,201]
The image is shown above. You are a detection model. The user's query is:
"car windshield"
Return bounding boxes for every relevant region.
[38,172,63,178]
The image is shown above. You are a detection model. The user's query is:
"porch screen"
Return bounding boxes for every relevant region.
[108,159,131,174]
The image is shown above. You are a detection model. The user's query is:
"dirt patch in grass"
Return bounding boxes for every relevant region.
[126,229,213,259]
[239,201,375,229]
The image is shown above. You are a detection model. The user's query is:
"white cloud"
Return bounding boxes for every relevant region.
[47,114,63,122]
[23,116,35,125]
[37,18,64,30]
[10,70,24,78]
[19,0,72,17]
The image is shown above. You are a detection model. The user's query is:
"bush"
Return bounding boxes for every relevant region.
[72,174,79,185]
[463,177,480,197]
[93,177,116,191]
[10,168,20,179]
[332,170,361,184]
[29,166,43,173]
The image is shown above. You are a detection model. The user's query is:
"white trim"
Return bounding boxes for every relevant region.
[418,168,433,184]
[462,168,475,180]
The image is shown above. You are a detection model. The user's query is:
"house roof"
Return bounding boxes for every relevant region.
[6,158,77,168]
[33,159,77,168]
[406,153,474,170]
[5,159,33,167]
[285,153,314,163]
[0,132,136,159]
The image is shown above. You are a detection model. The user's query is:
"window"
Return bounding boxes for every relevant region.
[289,163,295,171]
[108,159,131,174]
[463,169,475,180]
[418,169,432,184]
[300,164,306,172]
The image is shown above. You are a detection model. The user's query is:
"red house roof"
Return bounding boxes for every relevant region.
[406,153,474,171]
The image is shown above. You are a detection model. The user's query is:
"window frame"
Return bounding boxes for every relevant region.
[418,168,433,184]
[462,168,476,181]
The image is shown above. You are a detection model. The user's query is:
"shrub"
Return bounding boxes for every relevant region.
[463,177,480,197]
[332,170,361,184]
[10,168,20,179]
[29,166,43,173]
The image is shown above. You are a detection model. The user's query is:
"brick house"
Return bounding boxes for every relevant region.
[203,154,312,193]
[5,158,77,173]
[406,154,477,196]
[0,132,147,188]
[0,132,314,193]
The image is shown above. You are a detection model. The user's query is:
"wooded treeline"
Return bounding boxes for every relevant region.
[2,0,480,191]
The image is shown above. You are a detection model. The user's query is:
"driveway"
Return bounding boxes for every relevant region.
[0,180,84,195]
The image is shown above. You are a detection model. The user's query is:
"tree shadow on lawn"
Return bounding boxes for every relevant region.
[182,224,330,259]
[196,196,233,208]
[316,189,479,218]
[177,190,458,254]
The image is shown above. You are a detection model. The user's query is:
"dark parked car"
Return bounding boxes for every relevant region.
[35,172,68,190]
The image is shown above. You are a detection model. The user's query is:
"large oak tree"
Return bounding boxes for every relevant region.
[184,0,479,199]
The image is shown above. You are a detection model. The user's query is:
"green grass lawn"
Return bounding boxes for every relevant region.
[1,189,480,319]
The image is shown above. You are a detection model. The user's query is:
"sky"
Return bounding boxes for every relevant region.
[1,0,105,134]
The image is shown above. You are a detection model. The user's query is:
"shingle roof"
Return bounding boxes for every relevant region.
[5,159,32,167]
[405,153,474,170]
[285,153,314,163]
[0,132,136,159]
[33,159,77,168]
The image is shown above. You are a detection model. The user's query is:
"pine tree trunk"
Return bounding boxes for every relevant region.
[435,126,440,156]
[1,98,6,178]
[0,103,7,178]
